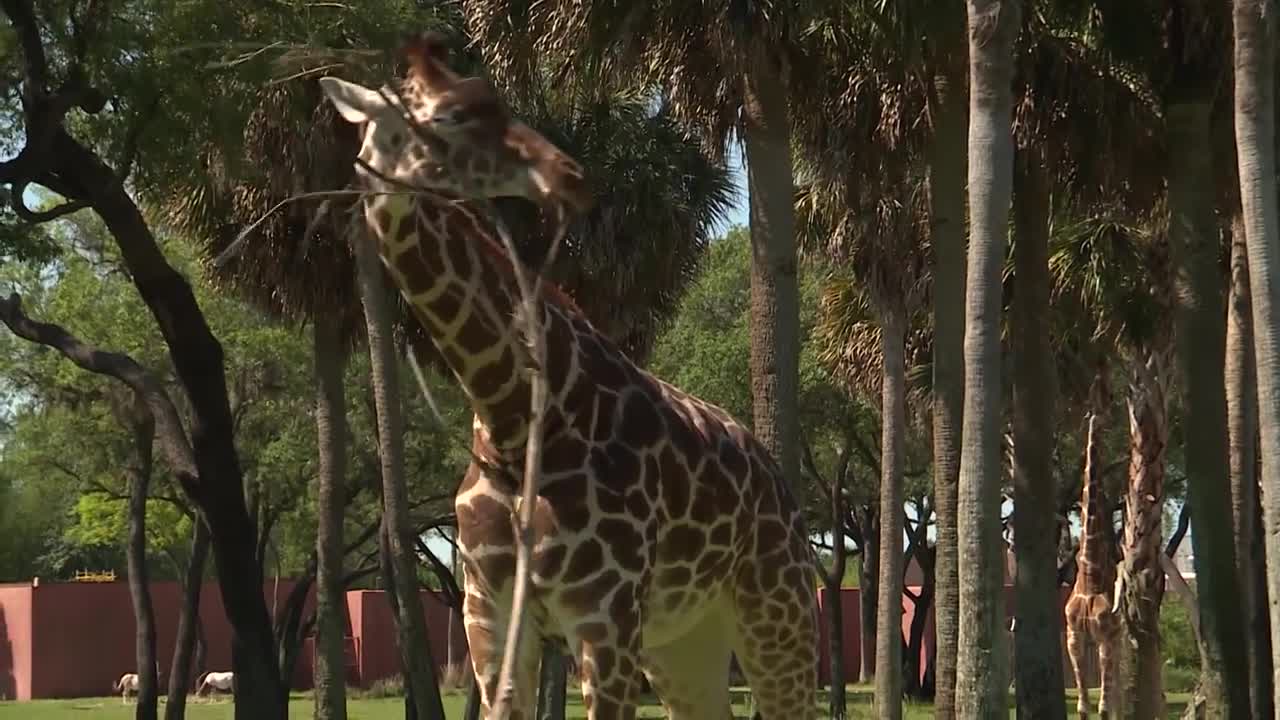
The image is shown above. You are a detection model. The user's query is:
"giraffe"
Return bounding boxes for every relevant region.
[318,35,819,720]
[1064,413,1122,719]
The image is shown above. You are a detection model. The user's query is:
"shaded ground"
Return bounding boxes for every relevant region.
[0,685,1193,718]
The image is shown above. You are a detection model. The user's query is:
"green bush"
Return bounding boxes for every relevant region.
[1160,596,1200,671]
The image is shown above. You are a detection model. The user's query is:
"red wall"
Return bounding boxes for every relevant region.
[0,578,1097,700]
[0,584,33,700]
[20,580,306,699]
[346,589,467,688]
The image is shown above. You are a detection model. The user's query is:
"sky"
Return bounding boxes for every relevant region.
[713,142,751,238]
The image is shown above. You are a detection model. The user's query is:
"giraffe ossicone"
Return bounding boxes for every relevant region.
[319,34,819,720]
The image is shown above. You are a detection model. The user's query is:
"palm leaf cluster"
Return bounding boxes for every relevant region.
[1013,4,1164,209]
[505,95,736,360]
[813,272,933,413]
[464,0,822,155]
[1044,207,1172,416]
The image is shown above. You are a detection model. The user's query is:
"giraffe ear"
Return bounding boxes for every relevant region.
[319,77,387,124]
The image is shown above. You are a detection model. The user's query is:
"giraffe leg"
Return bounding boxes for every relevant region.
[1097,631,1118,717]
[639,609,733,720]
[1066,624,1089,719]
[730,558,819,720]
[568,607,644,720]
[462,580,542,720]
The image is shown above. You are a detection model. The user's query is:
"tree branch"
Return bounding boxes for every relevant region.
[0,293,201,496]
[8,181,88,221]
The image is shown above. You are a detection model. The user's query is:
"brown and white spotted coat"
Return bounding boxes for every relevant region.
[1064,414,1121,719]
[319,36,818,720]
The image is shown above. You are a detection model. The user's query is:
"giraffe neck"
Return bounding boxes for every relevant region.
[360,188,599,456]
[364,191,550,452]
[1075,421,1114,595]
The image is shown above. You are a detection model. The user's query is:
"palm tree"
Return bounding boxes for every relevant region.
[1164,9,1251,711]
[794,6,970,708]
[798,162,929,719]
[464,0,812,489]
[1226,211,1273,718]
[922,16,969,715]
[1007,149,1067,720]
[1232,1,1280,714]
[955,1,1020,715]
[1087,2,1249,708]
[312,321,349,720]
[1048,211,1174,717]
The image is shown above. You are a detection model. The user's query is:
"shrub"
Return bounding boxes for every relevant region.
[363,676,405,698]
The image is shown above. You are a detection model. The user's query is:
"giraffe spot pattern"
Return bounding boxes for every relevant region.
[470,348,514,396]
[355,106,820,715]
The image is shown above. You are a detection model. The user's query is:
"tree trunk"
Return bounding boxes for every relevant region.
[1009,155,1066,720]
[32,113,283,720]
[535,642,567,720]
[926,19,968,718]
[126,410,159,720]
[166,519,210,720]
[313,323,350,720]
[274,573,316,695]
[742,49,801,489]
[1226,212,1273,718]
[956,1,1019,716]
[826,459,849,720]
[352,232,445,720]
[1234,2,1280,715]
[1120,349,1169,719]
[859,508,880,684]
[1167,96,1251,716]
[874,306,907,720]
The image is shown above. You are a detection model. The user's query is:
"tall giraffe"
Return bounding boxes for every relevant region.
[1064,413,1121,719]
[319,36,819,720]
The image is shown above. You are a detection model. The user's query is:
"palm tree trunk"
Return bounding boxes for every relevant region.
[926,21,968,718]
[1167,96,1251,716]
[956,1,1019,716]
[1120,350,1169,719]
[742,51,801,489]
[352,232,446,720]
[166,518,209,720]
[1009,155,1066,720]
[874,306,907,720]
[826,460,849,720]
[1233,2,1280,715]
[859,508,880,683]
[313,322,349,720]
[1226,212,1274,718]
[126,411,159,720]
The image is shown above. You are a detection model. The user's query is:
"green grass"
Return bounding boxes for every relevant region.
[0,686,1193,719]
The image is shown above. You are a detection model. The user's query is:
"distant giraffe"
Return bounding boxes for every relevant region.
[319,34,819,720]
[1064,413,1121,719]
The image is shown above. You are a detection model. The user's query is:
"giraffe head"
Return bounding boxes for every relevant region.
[317,32,592,214]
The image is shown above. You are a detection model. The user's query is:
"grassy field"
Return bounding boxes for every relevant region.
[0,686,1192,719]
